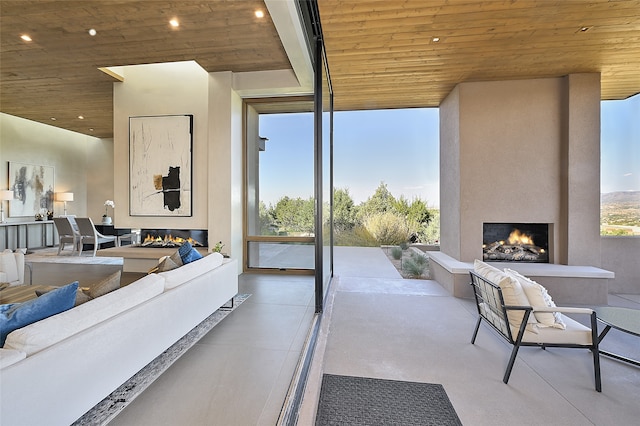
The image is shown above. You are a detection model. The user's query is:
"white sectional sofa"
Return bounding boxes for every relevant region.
[0,252,238,426]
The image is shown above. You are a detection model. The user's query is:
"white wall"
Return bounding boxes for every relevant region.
[0,113,113,247]
[113,61,210,231]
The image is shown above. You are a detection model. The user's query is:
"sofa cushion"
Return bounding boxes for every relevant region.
[0,348,26,369]
[3,274,165,355]
[505,268,565,329]
[474,260,537,329]
[36,286,91,307]
[0,281,78,346]
[159,252,224,290]
[0,250,20,286]
[178,241,203,264]
[88,270,121,299]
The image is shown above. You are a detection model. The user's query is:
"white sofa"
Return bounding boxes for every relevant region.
[0,253,238,426]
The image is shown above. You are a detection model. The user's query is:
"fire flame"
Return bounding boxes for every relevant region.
[142,233,202,247]
[507,229,535,246]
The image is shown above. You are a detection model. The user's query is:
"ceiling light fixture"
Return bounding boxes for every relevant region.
[169,19,179,27]
[78,115,84,120]
[579,26,592,32]
[432,36,440,42]
[88,28,97,36]
[50,117,56,121]
[20,34,32,42]
[255,10,265,18]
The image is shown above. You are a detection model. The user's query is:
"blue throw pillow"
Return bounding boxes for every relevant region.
[178,241,203,264]
[0,281,79,346]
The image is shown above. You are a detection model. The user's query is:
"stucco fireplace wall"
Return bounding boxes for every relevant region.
[440,73,602,267]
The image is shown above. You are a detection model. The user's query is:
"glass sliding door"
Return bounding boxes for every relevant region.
[244,98,316,273]
[314,37,334,312]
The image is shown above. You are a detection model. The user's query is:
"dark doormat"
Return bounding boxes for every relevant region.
[315,374,463,426]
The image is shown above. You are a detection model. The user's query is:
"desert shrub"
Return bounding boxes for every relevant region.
[391,246,403,259]
[402,257,427,278]
[410,251,428,266]
[363,212,411,245]
[334,225,379,247]
[399,241,409,250]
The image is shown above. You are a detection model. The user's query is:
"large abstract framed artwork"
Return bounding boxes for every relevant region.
[8,162,55,217]
[129,115,193,216]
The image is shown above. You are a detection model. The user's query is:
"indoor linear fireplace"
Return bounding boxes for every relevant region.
[483,223,549,263]
[140,229,208,248]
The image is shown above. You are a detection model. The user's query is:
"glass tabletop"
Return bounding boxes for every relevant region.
[594,306,640,337]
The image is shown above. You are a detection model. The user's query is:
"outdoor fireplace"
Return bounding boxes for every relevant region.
[483,223,549,263]
[140,229,208,248]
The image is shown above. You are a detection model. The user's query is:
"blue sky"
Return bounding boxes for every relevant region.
[259,94,638,207]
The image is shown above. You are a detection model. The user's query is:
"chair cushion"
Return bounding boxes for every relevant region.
[505,268,565,330]
[0,250,20,286]
[474,260,537,329]
[0,281,78,346]
[0,348,26,369]
[159,252,224,290]
[517,314,590,345]
[178,241,203,264]
[3,274,164,355]
[87,270,121,299]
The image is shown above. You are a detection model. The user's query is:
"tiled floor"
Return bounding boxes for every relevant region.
[25,248,640,425]
[298,248,640,425]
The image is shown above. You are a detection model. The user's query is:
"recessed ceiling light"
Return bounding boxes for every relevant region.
[432,36,440,42]
[88,28,97,36]
[579,26,592,32]
[255,10,264,18]
[169,19,179,27]
[78,115,84,120]
[89,128,94,132]
[20,34,32,42]
[50,117,56,121]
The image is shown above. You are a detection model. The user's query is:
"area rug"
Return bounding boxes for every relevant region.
[72,294,251,426]
[315,374,462,426]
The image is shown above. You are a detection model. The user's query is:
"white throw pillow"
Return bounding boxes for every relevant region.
[504,268,565,330]
[474,260,536,329]
[0,249,19,285]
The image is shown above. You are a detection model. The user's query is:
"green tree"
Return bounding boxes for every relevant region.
[258,201,276,235]
[334,188,357,231]
[358,182,396,220]
[273,196,314,235]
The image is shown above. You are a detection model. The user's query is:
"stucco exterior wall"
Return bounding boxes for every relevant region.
[602,237,640,294]
[439,74,602,267]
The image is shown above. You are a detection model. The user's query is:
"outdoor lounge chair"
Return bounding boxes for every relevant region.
[469,261,601,392]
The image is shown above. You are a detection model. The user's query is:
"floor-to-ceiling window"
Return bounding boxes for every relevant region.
[244,98,316,273]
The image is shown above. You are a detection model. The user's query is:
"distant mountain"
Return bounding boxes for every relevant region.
[601,191,640,204]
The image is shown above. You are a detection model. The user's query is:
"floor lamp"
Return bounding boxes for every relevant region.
[56,192,74,216]
[0,190,13,223]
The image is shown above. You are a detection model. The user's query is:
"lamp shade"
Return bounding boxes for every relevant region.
[56,192,74,202]
[0,190,14,201]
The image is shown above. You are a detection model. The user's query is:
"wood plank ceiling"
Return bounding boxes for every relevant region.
[0,0,290,138]
[1,1,640,139]
[318,0,640,111]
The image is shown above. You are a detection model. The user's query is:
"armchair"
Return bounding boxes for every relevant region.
[52,217,79,255]
[469,261,601,392]
[75,217,117,256]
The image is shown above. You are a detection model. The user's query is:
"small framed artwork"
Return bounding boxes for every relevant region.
[8,162,55,217]
[129,114,193,216]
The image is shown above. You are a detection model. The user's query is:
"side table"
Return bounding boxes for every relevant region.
[595,306,640,367]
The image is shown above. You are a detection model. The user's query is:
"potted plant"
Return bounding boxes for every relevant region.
[103,200,115,225]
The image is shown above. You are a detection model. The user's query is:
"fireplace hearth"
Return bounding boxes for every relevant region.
[140,229,208,248]
[483,223,549,263]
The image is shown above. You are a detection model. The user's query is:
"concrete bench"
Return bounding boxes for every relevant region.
[428,251,614,305]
